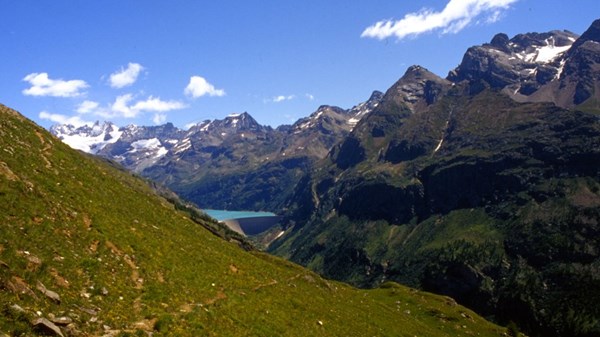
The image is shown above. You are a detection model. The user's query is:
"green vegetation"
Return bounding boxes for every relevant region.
[0,104,508,336]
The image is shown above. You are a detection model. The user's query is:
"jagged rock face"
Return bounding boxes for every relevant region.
[285,92,383,159]
[557,39,600,105]
[287,105,354,158]
[329,66,450,169]
[529,19,600,109]
[384,65,451,114]
[568,18,600,55]
[349,90,383,120]
[448,30,578,96]
[101,123,185,172]
[448,20,600,113]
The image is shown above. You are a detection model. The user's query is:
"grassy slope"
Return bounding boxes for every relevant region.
[0,104,507,336]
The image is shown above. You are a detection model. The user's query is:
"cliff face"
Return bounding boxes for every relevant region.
[272,87,600,337]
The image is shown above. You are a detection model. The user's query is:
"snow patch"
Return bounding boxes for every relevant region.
[535,41,570,63]
[524,67,537,75]
[293,108,330,132]
[199,121,212,132]
[434,109,454,154]
[513,85,521,95]
[433,138,444,153]
[517,37,571,64]
[173,138,191,154]
[347,117,360,126]
[129,138,167,156]
[555,59,567,80]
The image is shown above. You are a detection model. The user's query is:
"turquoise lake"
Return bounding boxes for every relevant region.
[203,209,277,221]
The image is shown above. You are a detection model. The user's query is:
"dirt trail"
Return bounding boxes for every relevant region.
[105,241,143,289]
[34,130,53,169]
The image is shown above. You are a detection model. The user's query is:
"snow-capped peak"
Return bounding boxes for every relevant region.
[50,121,123,154]
[348,91,382,119]
[293,106,331,132]
[347,91,383,129]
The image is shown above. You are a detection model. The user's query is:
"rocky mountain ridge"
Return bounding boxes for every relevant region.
[51,93,382,168]
[269,19,600,337]
[50,92,383,211]
[447,22,600,111]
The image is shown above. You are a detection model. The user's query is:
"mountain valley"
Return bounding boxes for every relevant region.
[0,103,508,336]
[45,18,600,337]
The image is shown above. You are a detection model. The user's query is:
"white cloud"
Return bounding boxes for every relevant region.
[109,63,144,88]
[152,113,167,125]
[76,100,100,114]
[41,94,186,126]
[305,93,315,101]
[111,94,136,118]
[39,111,91,127]
[106,94,186,119]
[184,76,225,98]
[131,96,187,112]
[361,0,519,40]
[266,95,295,103]
[274,95,295,102]
[71,94,188,121]
[23,72,88,97]
[485,10,503,24]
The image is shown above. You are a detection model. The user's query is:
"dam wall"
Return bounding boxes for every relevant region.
[221,216,282,236]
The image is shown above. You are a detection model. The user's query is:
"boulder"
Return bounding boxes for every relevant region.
[37,281,61,304]
[32,317,64,337]
[51,316,73,326]
[5,276,37,299]
[8,304,26,315]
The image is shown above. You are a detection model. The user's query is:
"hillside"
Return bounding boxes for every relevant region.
[0,104,507,336]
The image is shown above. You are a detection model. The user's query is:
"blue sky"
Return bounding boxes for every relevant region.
[1,0,598,129]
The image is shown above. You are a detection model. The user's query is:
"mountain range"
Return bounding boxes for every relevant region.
[48,18,600,337]
[50,90,384,212]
